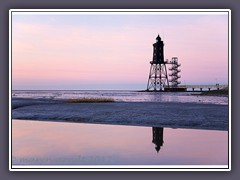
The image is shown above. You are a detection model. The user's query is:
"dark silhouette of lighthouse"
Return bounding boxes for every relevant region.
[147,35,169,91]
[152,127,164,153]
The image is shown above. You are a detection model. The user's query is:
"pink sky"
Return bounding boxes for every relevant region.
[12,12,229,90]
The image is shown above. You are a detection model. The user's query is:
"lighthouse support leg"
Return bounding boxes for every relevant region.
[147,63,169,91]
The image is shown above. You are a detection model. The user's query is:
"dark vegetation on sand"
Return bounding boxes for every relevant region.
[66,98,115,103]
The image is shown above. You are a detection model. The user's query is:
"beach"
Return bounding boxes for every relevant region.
[12,97,228,130]
[11,92,229,166]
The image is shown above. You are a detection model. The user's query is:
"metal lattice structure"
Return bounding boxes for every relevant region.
[168,57,181,87]
[147,35,169,91]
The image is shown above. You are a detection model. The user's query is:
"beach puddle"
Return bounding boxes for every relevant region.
[11,119,228,166]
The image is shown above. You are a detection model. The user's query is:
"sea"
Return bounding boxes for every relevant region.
[12,90,228,105]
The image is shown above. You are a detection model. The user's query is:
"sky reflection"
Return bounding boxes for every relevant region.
[12,120,228,165]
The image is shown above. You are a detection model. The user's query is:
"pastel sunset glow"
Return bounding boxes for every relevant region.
[12,11,229,90]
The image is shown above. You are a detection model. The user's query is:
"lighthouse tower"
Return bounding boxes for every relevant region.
[147,35,169,91]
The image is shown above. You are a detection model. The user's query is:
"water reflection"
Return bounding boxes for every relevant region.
[12,120,228,165]
[152,127,164,153]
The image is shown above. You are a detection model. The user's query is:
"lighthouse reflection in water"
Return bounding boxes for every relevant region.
[12,120,228,165]
[152,127,164,153]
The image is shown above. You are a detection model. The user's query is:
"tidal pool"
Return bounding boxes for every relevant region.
[11,120,228,167]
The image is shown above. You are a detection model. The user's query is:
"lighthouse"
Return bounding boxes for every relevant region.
[147,35,169,91]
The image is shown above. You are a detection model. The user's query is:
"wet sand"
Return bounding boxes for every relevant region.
[12,98,229,130]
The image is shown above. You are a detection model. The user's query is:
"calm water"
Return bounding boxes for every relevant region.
[12,90,228,105]
[12,120,228,166]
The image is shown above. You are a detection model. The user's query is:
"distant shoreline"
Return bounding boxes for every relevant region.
[136,88,229,96]
[199,88,228,96]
